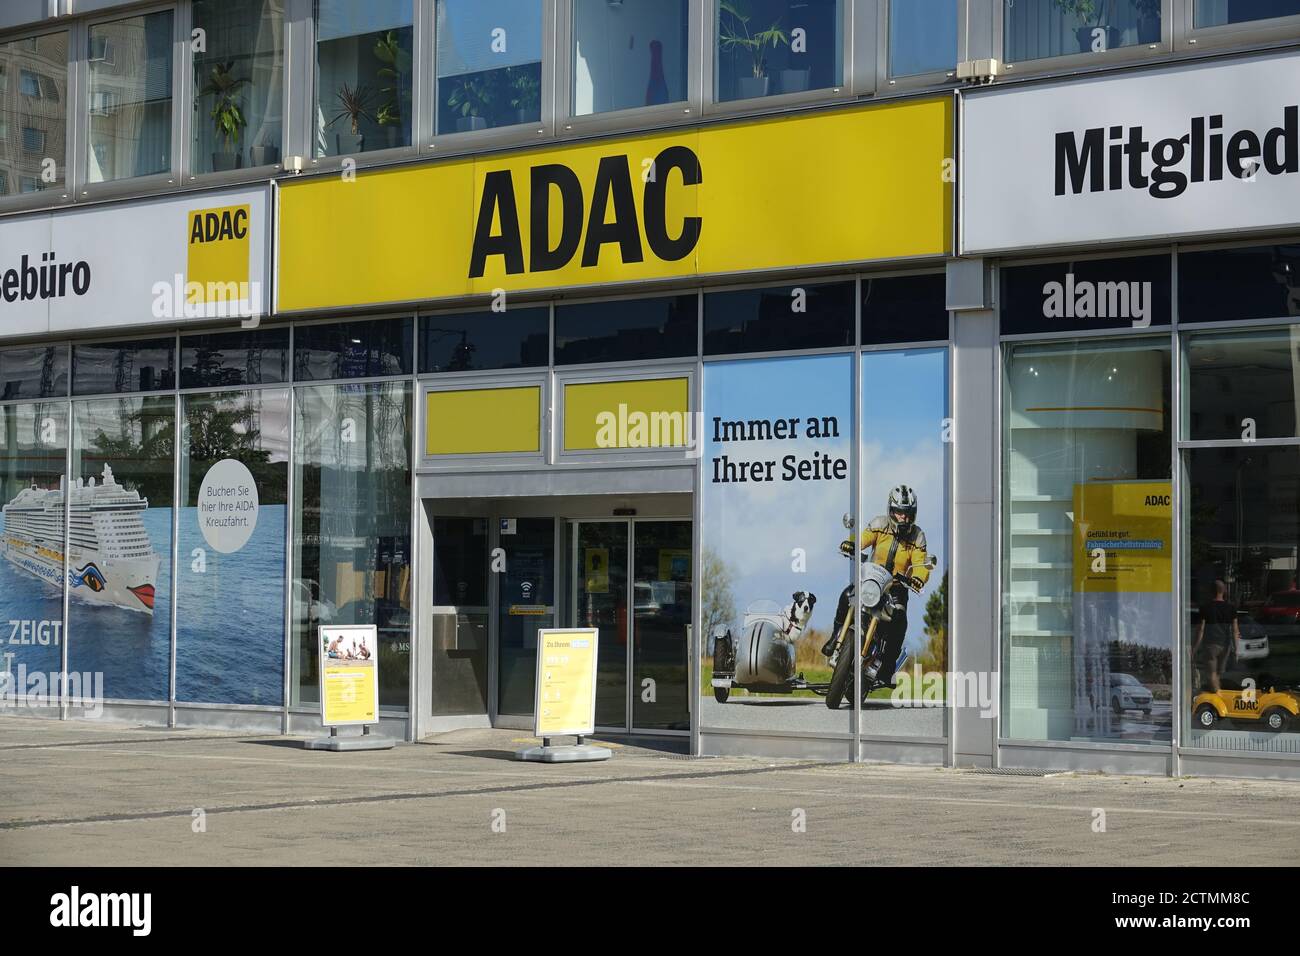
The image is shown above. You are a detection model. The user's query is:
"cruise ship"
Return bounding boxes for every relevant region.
[1,465,161,614]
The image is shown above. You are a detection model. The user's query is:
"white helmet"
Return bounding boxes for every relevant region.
[888,485,918,527]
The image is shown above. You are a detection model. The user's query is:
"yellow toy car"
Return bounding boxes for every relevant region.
[1193,687,1300,732]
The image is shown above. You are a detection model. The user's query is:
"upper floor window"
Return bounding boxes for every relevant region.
[572,0,689,116]
[889,0,958,77]
[1194,0,1300,26]
[86,10,174,184]
[1003,0,1162,64]
[715,0,844,103]
[315,0,414,157]
[192,0,286,174]
[436,0,544,134]
[0,31,66,197]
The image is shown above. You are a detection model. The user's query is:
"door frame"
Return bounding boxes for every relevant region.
[415,491,693,736]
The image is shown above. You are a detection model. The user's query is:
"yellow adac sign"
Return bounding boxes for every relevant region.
[277,97,953,311]
[534,628,600,738]
[187,203,251,307]
[1073,481,1172,594]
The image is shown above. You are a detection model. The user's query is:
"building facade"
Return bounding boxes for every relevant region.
[1,0,1298,780]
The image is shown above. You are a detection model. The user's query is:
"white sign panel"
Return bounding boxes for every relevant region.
[0,184,269,339]
[962,51,1300,255]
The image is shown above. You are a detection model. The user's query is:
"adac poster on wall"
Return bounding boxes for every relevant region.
[534,628,599,737]
[319,625,380,726]
[1072,481,1174,739]
[700,353,854,735]
[700,349,949,737]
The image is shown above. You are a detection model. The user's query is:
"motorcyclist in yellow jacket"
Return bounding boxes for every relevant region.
[825,485,932,692]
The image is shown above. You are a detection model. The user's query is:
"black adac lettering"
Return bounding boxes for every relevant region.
[581,155,643,268]
[469,169,525,279]
[529,164,583,274]
[644,145,702,262]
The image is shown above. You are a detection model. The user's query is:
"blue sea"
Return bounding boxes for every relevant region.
[1,505,285,706]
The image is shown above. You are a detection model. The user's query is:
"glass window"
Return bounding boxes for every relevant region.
[0,32,67,199]
[889,0,957,77]
[1184,445,1300,753]
[859,348,949,737]
[1179,244,1300,325]
[1000,255,1171,336]
[701,353,853,735]
[314,0,413,156]
[72,337,176,396]
[87,10,174,184]
[1003,0,1162,63]
[180,327,290,389]
[862,273,949,344]
[1002,338,1172,744]
[716,0,843,103]
[436,0,543,134]
[555,294,697,365]
[67,396,175,702]
[430,516,490,716]
[0,402,68,694]
[192,0,285,174]
[704,280,853,355]
[176,389,289,705]
[1195,0,1300,27]
[572,0,688,116]
[292,382,411,711]
[1,346,68,400]
[293,317,412,381]
[418,308,548,373]
[1184,329,1300,442]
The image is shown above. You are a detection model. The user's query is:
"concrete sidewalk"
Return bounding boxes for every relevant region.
[2,716,1298,866]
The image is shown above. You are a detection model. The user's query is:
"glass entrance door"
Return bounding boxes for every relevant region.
[497,517,556,717]
[573,522,629,728]
[569,519,691,733]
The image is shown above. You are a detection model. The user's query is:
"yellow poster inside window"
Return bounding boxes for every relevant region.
[535,628,599,737]
[1073,481,1172,594]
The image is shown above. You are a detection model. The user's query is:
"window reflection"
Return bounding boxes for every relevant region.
[1,346,68,399]
[72,338,176,396]
[192,0,285,173]
[1003,0,1162,63]
[293,318,412,381]
[86,11,174,183]
[292,382,411,711]
[715,0,843,103]
[436,0,543,134]
[555,294,697,365]
[419,308,548,373]
[0,31,67,198]
[572,0,688,116]
[314,0,413,156]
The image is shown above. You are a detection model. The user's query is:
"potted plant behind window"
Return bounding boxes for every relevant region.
[199,60,248,172]
[1135,0,1161,44]
[1054,0,1120,54]
[328,82,375,154]
[719,0,789,100]
[448,75,491,132]
[373,30,411,149]
[508,66,541,126]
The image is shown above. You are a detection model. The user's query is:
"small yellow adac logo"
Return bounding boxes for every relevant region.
[186,204,250,307]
